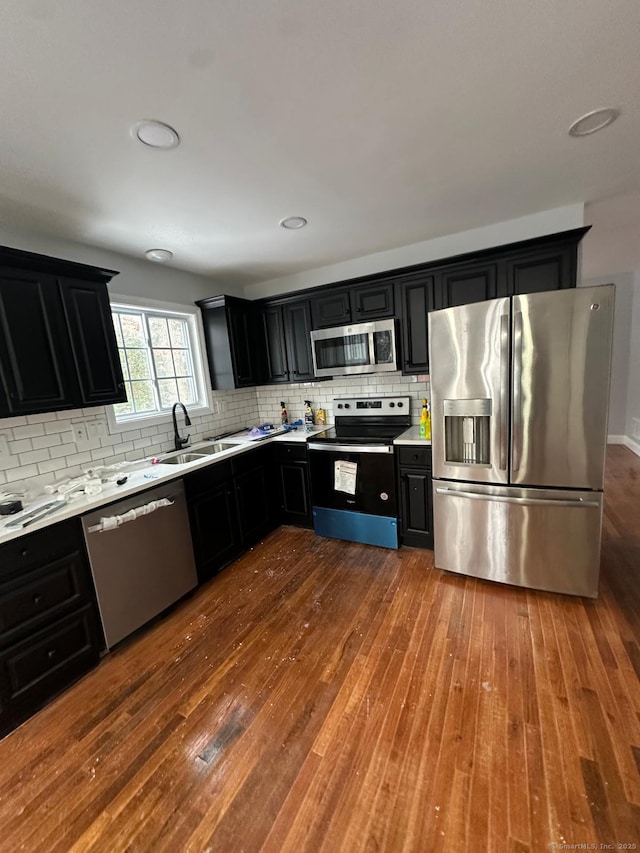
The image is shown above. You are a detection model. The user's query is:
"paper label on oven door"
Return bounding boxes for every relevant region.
[334,460,357,495]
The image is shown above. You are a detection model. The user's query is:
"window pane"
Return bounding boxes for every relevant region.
[131,381,156,412]
[113,316,123,347]
[148,316,170,348]
[114,386,134,417]
[168,319,186,348]
[126,349,152,380]
[120,313,146,347]
[157,378,178,408]
[173,349,191,376]
[152,348,175,378]
[177,377,196,404]
[118,349,130,380]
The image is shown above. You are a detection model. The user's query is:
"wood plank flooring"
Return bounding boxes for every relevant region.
[0,445,639,852]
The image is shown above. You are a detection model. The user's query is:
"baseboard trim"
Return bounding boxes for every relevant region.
[609,434,640,458]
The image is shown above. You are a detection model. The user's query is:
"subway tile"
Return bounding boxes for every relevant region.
[8,439,33,455]
[6,464,39,482]
[37,457,71,475]
[32,434,63,450]
[12,424,45,440]
[19,449,52,466]
[0,416,27,429]
[45,419,73,434]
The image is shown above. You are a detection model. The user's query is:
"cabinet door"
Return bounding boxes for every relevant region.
[59,278,126,405]
[0,269,80,415]
[399,468,433,548]
[502,245,574,296]
[284,300,314,382]
[400,275,436,374]
[188,481,241,582]
[235,464,272,546]
[262,306,290,384]
[311,290,351,328]
[277,445,312,527]
[228,305,257,387]
[435,262,499,309]
[350,281,395,320]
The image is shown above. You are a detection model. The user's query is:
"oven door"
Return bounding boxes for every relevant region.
[308,443,397,516]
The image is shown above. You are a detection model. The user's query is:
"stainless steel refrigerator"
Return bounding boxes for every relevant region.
[428,285,614,597]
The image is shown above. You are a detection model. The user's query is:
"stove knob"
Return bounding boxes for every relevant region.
[389,402,395,408]
[337,403,343,409]
[344,403,350,409]
[397,401,404,408]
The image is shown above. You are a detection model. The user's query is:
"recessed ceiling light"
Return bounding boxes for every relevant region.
[134,120,180,149]
[568,108,620,137]
[280,216,308,230]
[145,248,173,263]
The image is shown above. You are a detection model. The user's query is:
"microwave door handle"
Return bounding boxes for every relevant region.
[368,330,376,365]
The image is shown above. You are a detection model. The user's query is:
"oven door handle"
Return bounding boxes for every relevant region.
[308,442,394,454]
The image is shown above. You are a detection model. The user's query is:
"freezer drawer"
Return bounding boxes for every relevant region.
[433,482,603,597]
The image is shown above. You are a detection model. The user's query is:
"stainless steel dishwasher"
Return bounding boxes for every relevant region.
[81,480,197,650]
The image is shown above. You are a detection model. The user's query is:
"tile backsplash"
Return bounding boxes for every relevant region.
[0,373,429,495]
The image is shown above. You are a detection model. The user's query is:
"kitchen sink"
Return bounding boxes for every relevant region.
[160,453,209,464]
[195,442,237,454]
[159,443,237,464]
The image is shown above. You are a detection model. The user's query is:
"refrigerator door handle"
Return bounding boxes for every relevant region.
[434,487,600,508]
[512,310,523,471]
[499,313,509,470]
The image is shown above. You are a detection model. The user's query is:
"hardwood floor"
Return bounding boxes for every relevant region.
[0,446,639,852]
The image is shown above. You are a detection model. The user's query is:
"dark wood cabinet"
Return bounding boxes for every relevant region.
[232,445,278,546]
[197,295,264,390]
[59,278,126,405]
[185,461,242,583]
[399,274,436,374]
[311,290,351,328]
[262,299,314,384]
[434,261,500,309]
[397,445,433,549]
[350,280,395,320]
[500,245,575,296]
[0,247,122,418]
[276,443,312,527]
[0,519,102,738]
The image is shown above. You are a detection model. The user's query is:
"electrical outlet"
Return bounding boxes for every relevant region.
[86,419,108,440]
[0,433,9,458]
[73,424,88,444]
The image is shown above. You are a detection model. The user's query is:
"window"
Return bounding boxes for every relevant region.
[109,297,210,428]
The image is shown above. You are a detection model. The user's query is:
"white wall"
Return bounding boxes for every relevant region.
[0,223,227,305]
[626,269,640,452]
[243,204,585,300]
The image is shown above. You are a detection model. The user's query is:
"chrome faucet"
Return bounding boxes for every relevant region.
[172,402,192,451]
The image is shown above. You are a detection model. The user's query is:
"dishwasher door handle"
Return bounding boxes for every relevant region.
[87,497,175,533]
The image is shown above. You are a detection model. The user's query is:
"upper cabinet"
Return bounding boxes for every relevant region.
[499,244,575,296]
[311,290,351,328]
[262,298,314,384]
[434,261,500,309]
[0,246,124,418]
[197,295,265,390]
[350,280,395,321]
[399,274,436,375]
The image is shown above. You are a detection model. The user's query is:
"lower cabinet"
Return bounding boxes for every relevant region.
[185,446,279,584]
[185,460,242,584]
[276,442,313,528]
[397,445,434,549]
[0,519,102,738]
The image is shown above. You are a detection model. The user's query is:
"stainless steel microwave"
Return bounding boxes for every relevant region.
[310,318,397,377]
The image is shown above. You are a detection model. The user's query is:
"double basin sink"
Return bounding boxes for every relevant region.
[160,441,238,465]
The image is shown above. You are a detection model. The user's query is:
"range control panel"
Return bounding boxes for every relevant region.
[333,396,411,416]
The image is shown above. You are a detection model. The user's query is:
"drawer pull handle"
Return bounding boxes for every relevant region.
[47,649,57,660]
[21,549,29,558]
[33,594,43,605]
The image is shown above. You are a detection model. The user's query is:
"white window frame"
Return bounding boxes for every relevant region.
[106,293,213,434]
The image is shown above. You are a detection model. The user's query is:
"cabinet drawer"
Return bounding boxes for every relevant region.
[0,605,100,711]
[185,460,233,498]
[0,518,83,582]
[397,446,432,468]
[0,553,89,647]
[275,442,308,463]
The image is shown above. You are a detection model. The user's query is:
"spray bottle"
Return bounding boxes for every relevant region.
[304,400,314,431]
[280,401,288,426]
[419,398,431,440]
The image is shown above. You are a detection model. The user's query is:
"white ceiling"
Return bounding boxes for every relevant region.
[1,0,639,287]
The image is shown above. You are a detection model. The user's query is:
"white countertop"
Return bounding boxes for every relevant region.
[0,427,329,547]
[393,426,433,446]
